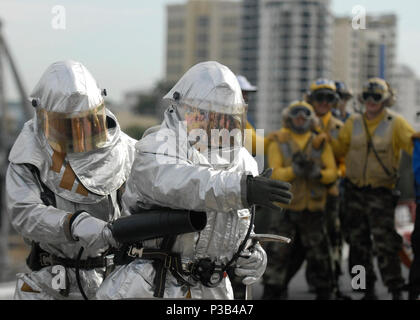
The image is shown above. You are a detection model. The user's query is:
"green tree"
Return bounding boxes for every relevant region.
[133,79,175,118]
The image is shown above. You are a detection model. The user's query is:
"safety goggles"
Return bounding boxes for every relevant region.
[289,106,312,119]
[361,92,385,103]
[37,103,108,153]
[313,91,337,103]
[338,92,352,101]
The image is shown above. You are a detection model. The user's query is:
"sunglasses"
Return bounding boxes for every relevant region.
[289,107,312,119]
[362,92,383,103]
[313,92,337,103]
[338,93,352,101]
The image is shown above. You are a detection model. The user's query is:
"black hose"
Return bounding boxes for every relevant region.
[76,247,89,300]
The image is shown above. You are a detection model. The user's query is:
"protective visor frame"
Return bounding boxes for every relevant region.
[177,103,247,150]
[37,103,108,153]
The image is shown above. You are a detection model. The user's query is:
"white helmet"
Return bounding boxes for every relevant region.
[30,60,107,153]
[164,61,247,150]
[236,74,257,92]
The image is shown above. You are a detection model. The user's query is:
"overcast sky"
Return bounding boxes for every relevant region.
[0,0,419,103]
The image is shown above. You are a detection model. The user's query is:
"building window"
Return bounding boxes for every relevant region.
[168,20,184,29]
[197,16,209,27]
[196,49,208,59]
[196,33,208,43]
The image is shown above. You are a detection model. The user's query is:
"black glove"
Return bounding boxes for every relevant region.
[292,152,309,177]
[245,168,292,210]
[292,161,306,177]
[307,162,322,180]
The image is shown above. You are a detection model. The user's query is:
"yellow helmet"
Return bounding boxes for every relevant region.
[282,101,316,133]
[358,77,396,107]
[309,78,337,92]
[305,78,339,105]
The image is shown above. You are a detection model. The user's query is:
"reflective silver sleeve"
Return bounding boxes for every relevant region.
[6,163,72,244]
[123,151,247,214]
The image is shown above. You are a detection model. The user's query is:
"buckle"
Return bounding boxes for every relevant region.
[190,258,224,288]
[105,254,115,277]
[40,253,53,266]
[127,245,144,258]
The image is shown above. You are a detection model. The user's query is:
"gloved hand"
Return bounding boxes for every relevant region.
[234,242,267,285]
[292,152,309,177]
[307,162,322,180]
[245,168,292,210]
[70,212,118,256]
[292,161,306,177]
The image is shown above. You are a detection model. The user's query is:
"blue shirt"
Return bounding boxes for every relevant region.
[413,139,420,202]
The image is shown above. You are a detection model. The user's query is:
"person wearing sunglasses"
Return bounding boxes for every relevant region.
[304,79,348,300]
[334,77,416,300]
[262,101,337,300]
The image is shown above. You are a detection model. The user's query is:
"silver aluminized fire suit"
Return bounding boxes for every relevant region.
[96,61,265,300]
[6,60,136,299]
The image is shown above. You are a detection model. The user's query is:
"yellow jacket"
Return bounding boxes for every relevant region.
[245,121,270,156]
[267,128,338,211]
[317,111,346,177]
[335,108,415,189]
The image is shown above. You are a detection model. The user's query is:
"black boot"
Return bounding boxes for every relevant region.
[262,284,288,300]
[334,289,352,300]
[360,281,379,300]
[408,290,420,300]
[315,289,332,300]
[391,290,403,300]
[361,285,378,300]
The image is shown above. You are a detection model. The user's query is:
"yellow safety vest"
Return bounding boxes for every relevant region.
[345,109,399,188]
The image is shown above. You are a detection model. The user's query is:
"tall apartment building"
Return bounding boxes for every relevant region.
[331,13,397,112]
[332,17,362,96]
[256,0,333,133]
[393,64,420,130]
[165,0,241,83]
[240,0,260,126]
[362,14,397,86]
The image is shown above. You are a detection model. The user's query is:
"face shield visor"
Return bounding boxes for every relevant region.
[178,103,247,151]
[37,103,107,153]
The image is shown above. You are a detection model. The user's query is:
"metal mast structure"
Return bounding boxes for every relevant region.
[0,19,32,280]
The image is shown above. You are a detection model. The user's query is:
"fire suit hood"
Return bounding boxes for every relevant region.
[30,60,103,115]
[163,61,246,115]
[9,109,136,199]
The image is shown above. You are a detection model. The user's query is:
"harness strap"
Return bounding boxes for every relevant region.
[26,242,108,271]
[149,235,178,298]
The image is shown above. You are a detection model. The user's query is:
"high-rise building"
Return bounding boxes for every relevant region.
[165,0,241,83]
[361,14,397,86]
[393,64,420,130]
[332,17,362,96]
[240,0,260,126]
[331,13,398,111]
[256,0,333,132]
